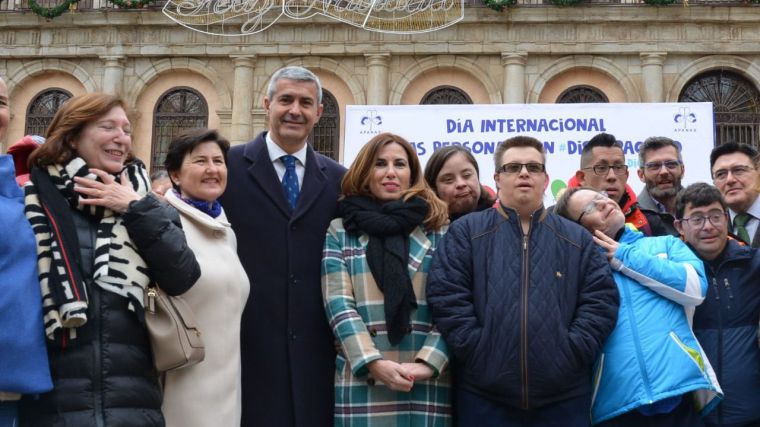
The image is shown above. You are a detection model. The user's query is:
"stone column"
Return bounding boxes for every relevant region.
[100,56,125,95]
[501,53,527,104]
[640,53,666,103]
[365,53,390,105]
[230,55,257,144]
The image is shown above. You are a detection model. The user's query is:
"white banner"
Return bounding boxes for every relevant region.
[344,103,714,204]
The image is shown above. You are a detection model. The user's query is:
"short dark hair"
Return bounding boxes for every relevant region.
[424,145,495,212]
[164,128,230,190]
[709,142,759,170]
[494,135,546,171]
[638,136,681,165]
[553,186,589,221]
[675,182,727,219]
[424,145,480,190]
[580,133,622,168]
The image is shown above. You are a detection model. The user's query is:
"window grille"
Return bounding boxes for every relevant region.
[25,89,72,137]
[150,87,209,173]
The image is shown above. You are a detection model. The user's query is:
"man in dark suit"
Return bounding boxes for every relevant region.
[220,66,346,427]
[710,142,760,248]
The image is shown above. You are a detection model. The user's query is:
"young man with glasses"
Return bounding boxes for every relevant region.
[636,136,685,237]
[428,136,619,427]
[675,183,760,427]
[709,142,760,248]
[554,187,721,427]
[575,133,655,235]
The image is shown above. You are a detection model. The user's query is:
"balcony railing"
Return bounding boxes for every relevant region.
[0,0,753,12]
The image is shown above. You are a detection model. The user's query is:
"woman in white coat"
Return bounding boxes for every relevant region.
[161,128,250,426]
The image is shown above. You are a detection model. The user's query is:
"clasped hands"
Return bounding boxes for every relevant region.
[367,359,434,392]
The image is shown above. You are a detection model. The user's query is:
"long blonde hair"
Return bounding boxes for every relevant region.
[341,132,448,231]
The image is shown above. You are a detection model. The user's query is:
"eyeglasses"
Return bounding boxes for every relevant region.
[582,164,628,176]
[712,165,755,182]
[576,192,608,223]
[643,160,682,173]
[498,162,546,175]
[679,211,727,229]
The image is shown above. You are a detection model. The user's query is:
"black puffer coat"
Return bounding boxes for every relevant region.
[21,194,200,427]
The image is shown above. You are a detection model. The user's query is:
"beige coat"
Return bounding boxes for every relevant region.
[162,191,250,427]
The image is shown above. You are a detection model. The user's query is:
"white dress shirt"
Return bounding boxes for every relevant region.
[266,134,307,189]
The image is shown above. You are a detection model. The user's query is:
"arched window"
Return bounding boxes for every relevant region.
[151,87,208,173]
[557,85,609,103]
[25,89,72,137]
[308,90,339,160]
[679,70,760,148]
[420,86,473,105]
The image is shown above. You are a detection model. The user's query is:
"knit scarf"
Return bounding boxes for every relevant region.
[24,157,151,344]
[340,195,428,345]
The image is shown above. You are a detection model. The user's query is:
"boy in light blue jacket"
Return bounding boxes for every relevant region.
[555,187,722,427]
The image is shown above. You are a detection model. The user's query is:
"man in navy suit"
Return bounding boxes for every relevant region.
[220,66,346,427]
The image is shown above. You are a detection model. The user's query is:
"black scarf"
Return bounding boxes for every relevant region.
[340,195,428,345]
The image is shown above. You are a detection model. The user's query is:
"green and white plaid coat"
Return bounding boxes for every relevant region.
[321,218,452,427]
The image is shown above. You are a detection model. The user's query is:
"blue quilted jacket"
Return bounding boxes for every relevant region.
[590,226,722,424]
[427,205,619,410]
[694,240,760,427]
[0,155,52,395]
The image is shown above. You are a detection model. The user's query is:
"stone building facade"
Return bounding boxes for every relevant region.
[1,0,759,169]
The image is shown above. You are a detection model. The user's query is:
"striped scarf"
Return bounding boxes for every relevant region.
[24,158,151,344]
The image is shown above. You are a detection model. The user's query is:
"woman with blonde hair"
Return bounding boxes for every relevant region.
[321,132,451,426]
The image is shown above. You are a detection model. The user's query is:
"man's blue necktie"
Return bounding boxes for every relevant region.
[281,155,300,210]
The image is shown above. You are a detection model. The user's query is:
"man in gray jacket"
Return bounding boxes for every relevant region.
[636,136,684,237]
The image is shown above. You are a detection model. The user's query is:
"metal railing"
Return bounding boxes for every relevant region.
[0,0,753,12]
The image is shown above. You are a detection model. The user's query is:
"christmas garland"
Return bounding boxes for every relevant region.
[29,0,78,19]
[484,0,516,11]
[109,0,153,8]
[550,0,583,5]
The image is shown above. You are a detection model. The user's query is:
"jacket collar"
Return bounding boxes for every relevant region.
[165,190,229,231]
[495,203,547,224]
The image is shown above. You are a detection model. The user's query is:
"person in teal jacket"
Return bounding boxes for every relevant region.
[554,187,722,426]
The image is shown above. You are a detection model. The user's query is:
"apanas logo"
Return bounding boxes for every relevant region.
[360,111,383,135]
[674,107,697,133]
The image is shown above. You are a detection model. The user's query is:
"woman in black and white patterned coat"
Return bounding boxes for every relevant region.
[19,93,200,427]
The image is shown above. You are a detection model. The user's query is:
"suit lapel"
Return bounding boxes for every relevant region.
[244,135,291,218]
[292,146,328,223]
[407,226,431,278]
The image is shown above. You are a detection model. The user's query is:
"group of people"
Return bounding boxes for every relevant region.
[1,65,759,427]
